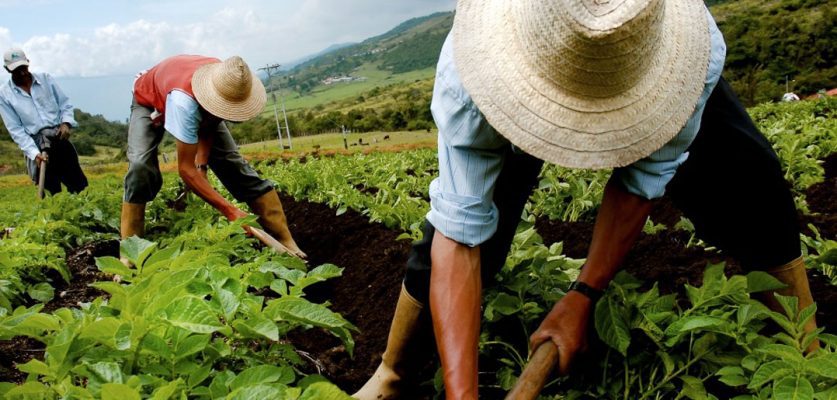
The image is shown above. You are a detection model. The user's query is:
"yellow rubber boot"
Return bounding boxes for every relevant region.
[354,285,428,400]
[248,190,306,258]
[762,256,820,352]
[119,202,146,267]
[120,202,146,239]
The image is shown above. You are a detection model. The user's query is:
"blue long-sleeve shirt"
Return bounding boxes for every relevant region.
[427,8,727,247]
[0,72,77,160]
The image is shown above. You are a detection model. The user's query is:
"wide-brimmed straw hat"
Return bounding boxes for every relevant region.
[192,56,266,122]
[452,0,711,169]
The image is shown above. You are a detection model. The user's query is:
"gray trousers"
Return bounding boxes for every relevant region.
[123,98,273,204]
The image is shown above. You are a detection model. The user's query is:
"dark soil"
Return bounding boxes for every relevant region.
[801,153,837,239]
[0,239,118,383]
[44,240,118,313]
[0,336,44,383]
[277,193,420,394]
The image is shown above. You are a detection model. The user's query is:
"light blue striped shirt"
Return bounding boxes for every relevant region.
[0,72,77,160]
[428,9,727,247]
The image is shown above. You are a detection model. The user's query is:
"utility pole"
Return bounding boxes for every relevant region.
[258,63,293,150]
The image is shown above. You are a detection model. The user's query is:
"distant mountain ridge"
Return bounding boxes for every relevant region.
[279,1,833,106]
[279,11,453,94]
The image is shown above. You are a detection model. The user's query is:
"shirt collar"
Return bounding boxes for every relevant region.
[8,73,41,94]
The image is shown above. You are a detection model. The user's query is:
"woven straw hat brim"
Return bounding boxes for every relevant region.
[192,62,267,122]
[453,0,711,169]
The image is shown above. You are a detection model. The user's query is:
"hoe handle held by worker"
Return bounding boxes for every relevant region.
[505,341,560,400]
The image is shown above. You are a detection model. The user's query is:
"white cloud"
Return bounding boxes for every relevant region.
[4,0,455,77]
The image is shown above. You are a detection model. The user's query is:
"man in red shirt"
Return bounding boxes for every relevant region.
[121,55,304,258]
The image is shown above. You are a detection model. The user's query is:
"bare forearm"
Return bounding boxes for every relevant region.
[579,177,653,290]
[179,167,237,218]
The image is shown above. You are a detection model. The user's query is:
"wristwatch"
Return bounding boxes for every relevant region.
[568,280,604,302]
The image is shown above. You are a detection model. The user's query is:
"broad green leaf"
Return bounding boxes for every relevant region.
[774,294,800,319]
[307,264,343,281]
[679,375,708,400]
[114,322,132,351]
[188,365,212,388]
[151,379,183,400]
[215,287,240,320]
[140,332,172,359]
[209,370,235,398]
[774,376,814,400]
[814,388,837,400]
[101,383,141,400]
[805,353,837,379]
[88,361,125,384]
[749,360,794,388]
[143,245,181,271]
[95,257,134,279]
[120,236,157,268]
[265,297,356,330]
[79,317,122,342]
[298,382,353,400]
[27,283,54,303]
[3,382,52,399]
[746,271,787,293]
[227,384,285,400]
[797,304,818,330]
[13,312,60,334]
[233,316,279,341]
[717,366,748,387]
[485,293,522,320]
[174,334,210,360]
[230,365,295,390]
[163,297,223,334]
[594,295,631,356]
[17,359,51,377]
[46,323,77,370]
[757,344,805,364]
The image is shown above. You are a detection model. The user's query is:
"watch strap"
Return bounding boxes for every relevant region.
[568,280,604,302]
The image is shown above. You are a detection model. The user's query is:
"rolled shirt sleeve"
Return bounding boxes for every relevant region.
[614,7,727,200]
[164,90,200,144]
[427,35,510,247]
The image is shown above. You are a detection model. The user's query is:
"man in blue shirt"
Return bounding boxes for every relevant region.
[0,48,88,195]
[355,1,819,399]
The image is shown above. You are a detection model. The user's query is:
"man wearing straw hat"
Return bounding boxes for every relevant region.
[354,0,820,398]
[120,55,305,258]
[0,47,88,195]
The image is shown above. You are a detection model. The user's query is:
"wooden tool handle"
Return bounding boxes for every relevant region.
[505,341,560,400]
[37,157,47,200]
[249,226,298,256]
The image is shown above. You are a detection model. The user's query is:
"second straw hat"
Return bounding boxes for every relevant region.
[452,0,711,169]
[192,56,267,122]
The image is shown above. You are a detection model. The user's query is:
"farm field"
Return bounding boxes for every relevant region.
[262,65,436,115]
[0,98,834,399]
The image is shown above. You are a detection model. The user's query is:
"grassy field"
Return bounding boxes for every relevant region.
[240,129,437,156]
[0,130,438,189]
[258,64,435,116]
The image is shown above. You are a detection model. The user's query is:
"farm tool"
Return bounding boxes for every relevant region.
[505,342,560,400]
[37,151,48,199]
[175,186,305,259]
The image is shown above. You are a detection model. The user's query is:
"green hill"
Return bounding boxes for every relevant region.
[266,1,832,117]
[712,0,836,104]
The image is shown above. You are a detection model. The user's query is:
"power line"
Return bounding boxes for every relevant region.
[258,64,293,150]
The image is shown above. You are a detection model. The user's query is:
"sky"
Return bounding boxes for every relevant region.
[0,0,456,120]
